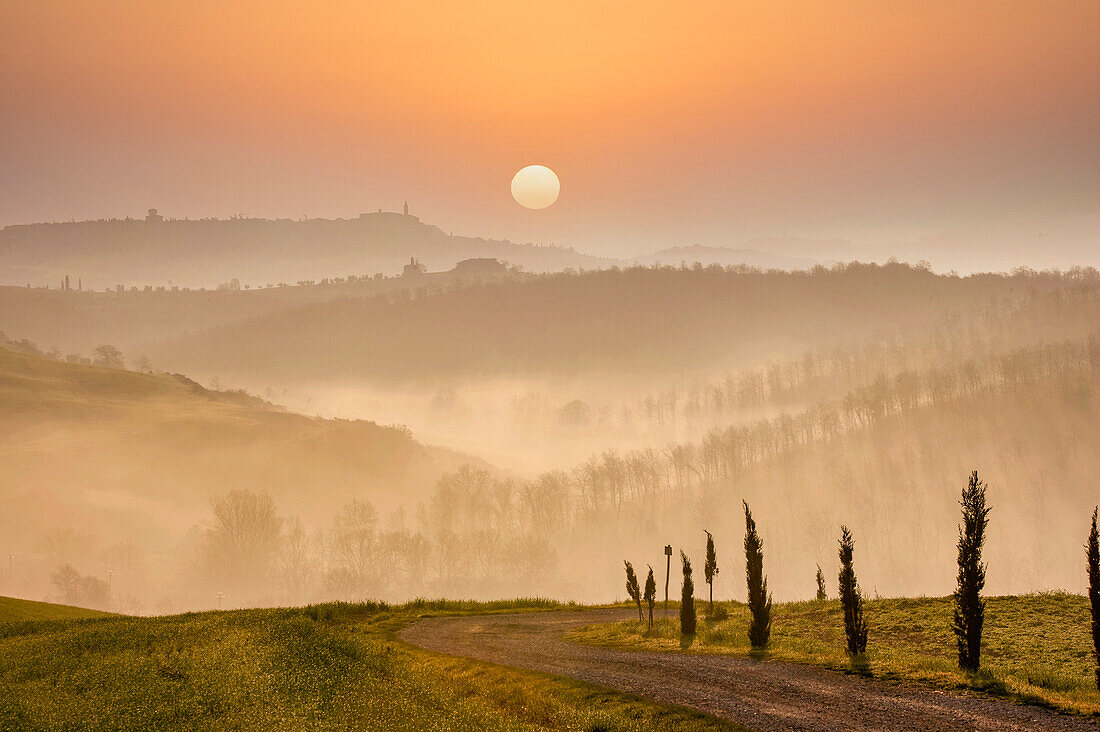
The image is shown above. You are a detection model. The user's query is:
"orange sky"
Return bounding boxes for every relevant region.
[1,0,1097,253]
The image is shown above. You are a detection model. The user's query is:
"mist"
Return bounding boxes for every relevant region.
[3,256,1098,614]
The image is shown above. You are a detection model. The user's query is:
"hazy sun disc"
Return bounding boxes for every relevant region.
[511,165,560,209]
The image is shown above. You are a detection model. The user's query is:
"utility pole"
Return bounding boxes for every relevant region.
[664,544,672,615]
[217,591,225,610]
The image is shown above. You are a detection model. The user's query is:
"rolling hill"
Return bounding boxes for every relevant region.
[0,348,477,608]
[147,262,1097,384]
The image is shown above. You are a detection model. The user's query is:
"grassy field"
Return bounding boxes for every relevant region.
[0,596,112,622]
[0,599,741,732]
[571,593,1100,718]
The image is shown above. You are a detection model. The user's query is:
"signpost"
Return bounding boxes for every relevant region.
[664,544,672,615]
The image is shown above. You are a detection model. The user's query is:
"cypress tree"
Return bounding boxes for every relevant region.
[743,501,772,648]
[644,565,657,630]
[680,550,696,637]
[838,526,868,655]
[1088,507,1100,690]
[704,529,719,614]
[624,560,642,621]
[953,470,990,671]
[816,564,827,601]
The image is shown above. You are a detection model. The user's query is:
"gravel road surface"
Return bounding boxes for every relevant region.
[399,607,1098,731]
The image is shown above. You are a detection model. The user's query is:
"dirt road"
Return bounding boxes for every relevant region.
[399,608,1097,731]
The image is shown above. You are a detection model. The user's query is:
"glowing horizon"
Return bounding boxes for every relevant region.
[1,0,1097,256]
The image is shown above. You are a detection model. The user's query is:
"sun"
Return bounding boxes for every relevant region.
[511,165,560,209]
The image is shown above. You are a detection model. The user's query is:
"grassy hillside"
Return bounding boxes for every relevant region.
[572,594,1100,717]
[0,348,475,608]
[0,596,112,622]
[0,601,736,732]
[0,348,454,516]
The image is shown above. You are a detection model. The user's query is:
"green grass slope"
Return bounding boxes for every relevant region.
[0,596,111,622]
[0,601,737,732]
[572,593,1100,718]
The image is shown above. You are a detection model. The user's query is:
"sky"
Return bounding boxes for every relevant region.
[1,0,1098,257]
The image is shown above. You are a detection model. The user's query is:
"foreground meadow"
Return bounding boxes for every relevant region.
[571,593,1100,718]
[0,596,113,623]
[0,598,739,732]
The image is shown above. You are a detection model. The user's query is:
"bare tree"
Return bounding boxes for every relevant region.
[328,499,380,599]
[205,490,283,600]
[91,344,125,369]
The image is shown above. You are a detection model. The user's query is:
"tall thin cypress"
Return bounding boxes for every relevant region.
[624,560,642,621]
[838,526,868,655]
[680,551,696,637]
[953,470,990,671]
[1087,507,1100,690]
[704,529,719,614]
[743,501,771,648]
[644,565,657,631]
[816,564,827,601]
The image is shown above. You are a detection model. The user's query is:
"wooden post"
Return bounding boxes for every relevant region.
[664,544,672,615]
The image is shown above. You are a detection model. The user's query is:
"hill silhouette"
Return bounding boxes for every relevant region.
[147,262,1098,383]
[0,264,528,356]
[0,210,610,291]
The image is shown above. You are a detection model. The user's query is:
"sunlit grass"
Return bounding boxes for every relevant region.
[0,595,113,622]
[571,593,1100,717]
[0,599,742,731]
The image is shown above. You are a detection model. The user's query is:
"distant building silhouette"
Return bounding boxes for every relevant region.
[453,258,506,275]
[145,208,163,223]
[403,257,426,276]
[358,204,419,224]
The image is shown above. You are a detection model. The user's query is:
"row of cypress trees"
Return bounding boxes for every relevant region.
[624,470,1100,689]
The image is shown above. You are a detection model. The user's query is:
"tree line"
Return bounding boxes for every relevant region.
[154,333,1099,610]
[625,471,1100,688]
[506,285,1100,445]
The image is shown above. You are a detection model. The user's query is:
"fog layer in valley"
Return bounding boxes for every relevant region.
[2,254,1098,613]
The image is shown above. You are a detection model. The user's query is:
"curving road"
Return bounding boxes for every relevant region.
[399,608,1098,732]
